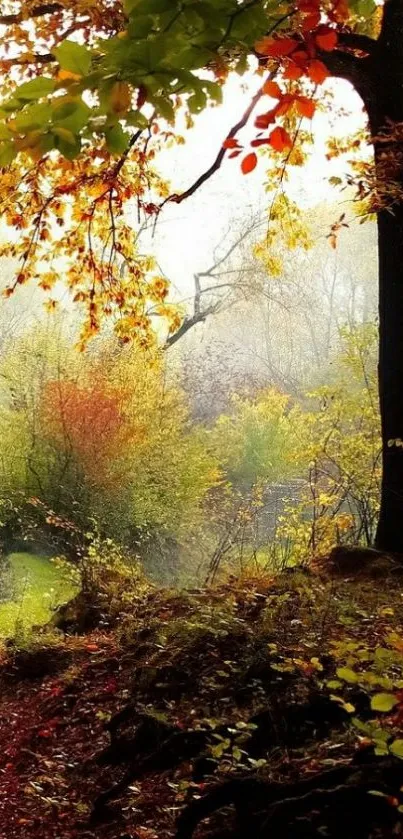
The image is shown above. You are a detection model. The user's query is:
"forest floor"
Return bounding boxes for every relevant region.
[1,560,403,839]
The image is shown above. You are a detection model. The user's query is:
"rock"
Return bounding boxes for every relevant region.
[324,545,399,577]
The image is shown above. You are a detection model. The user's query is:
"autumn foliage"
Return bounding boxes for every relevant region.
[0,0,380,346]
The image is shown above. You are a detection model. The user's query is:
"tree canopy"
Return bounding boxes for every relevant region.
[0,0,380,346]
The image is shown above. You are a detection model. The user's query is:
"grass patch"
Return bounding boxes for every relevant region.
[0,553,78,638]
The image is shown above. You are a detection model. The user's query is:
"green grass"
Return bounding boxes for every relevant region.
[0,553,79,638]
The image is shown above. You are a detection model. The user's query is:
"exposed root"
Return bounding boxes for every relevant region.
[175,759,403,838]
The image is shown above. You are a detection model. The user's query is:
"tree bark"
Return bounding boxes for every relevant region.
[370,0,403,551]
[326,0,403,552]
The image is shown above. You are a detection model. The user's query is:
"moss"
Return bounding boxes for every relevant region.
[0,553,78,638]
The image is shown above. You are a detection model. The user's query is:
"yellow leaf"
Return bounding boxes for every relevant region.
[57,69,82,82]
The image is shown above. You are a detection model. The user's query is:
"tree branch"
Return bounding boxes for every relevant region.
[164,306,218,349]
[0,3,63,25]
[320,48,374,105]
[162,75,275,207]
[337,31,376,55]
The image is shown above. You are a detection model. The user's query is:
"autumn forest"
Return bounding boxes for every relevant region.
[0,0,403,837]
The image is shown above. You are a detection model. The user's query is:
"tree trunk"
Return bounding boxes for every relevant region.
[371,0,403,551]
[375,202,403,551]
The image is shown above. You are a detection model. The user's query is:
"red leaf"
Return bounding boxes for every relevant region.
[283,62,304,81]
[223,137,240,149]
[136,85,147,109]
[254,107,278,130]
[251,137,271,147]
[275,94,294,117]
[298,0,321,10]
[295,96,316,119]
[301,11,321,31]
[228,149,242,158]
[268,126,293,152]
[262,79,282,99]
[255,36,298,57]
[291,50,309,65]
[241,152,258,174]
[307,59,329,84]
[315,27,338,51]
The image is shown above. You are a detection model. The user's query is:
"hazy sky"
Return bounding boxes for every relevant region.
[148,71,367,299]
[0,69,367,329]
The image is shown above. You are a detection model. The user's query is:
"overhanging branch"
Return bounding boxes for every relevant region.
[162,74,275,207]
[319,48,373,106]
[337,31,376,55]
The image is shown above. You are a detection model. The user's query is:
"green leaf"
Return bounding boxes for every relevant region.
[54,41,92,76]
[390,739,403,758]
[126,0,179,12]
[52,126,77,145]
[105,123,130,154]
[371,692,399,712]
[127,15,154,39]
[0,124,12,141]
[55,133,81,160]
[336,667,358,684]
[352,0,377,18]
[126,110,149,129]
[52,99,91,133]
[14,103,53,132]
[0,141,16,166]
[188,89,207,114]
[15,78,56,102]
[352,717,371,734]
[151,96,175,122]
[326,679,342,689]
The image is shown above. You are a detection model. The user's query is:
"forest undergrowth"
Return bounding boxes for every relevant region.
[1,555,403,839]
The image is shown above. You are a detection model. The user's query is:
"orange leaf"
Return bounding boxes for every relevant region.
[295,96,316,118]
[255,36,298,57]
[307,59,329,84]
[57,68,81,81]
[262,79,282,99]
[315,28,338,51]
[275,94,294,117]
[330,0,350,22]
[268,126,293,152]
[241,152,258,174]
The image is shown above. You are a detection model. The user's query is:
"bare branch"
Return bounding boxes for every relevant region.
[164,306,218,349]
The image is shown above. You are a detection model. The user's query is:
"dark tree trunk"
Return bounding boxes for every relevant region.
[375,202,403,551]
[370,0,403,551]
